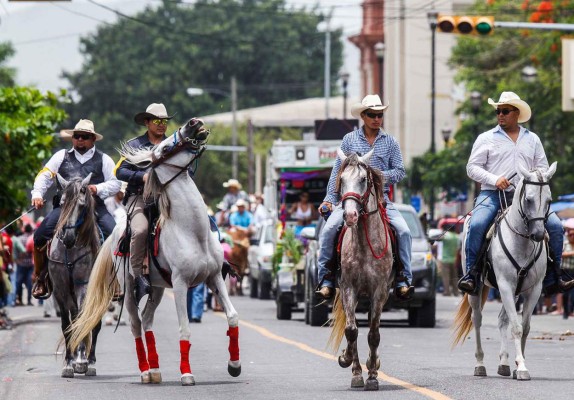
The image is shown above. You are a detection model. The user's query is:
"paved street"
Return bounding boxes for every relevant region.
[0,291,573,400]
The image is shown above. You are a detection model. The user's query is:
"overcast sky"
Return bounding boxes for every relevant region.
[0,0,363,97]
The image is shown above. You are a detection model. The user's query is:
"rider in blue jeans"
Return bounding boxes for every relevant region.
[458,91,574,295]
[315,94,414,301]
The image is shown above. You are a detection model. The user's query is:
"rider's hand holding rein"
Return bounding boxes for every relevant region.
[88,185,98,195]
[495,176,512,190]
[318,201,332,214]
[32,197,44,209]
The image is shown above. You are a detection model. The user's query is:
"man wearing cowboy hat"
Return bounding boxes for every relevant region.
[221,179,250,211]
[458,91,574,295]
[30,119,121,298]
[315,94,414,301]
[115,103,175,303]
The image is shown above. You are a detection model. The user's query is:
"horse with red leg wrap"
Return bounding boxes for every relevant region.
[68,119,241,385]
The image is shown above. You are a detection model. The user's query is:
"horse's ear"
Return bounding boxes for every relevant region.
[56,173,69,189]
[81,172,93,187]
[337,148,347,162]
[360,149,374,164]
[517,163,531,179]
[545,161,557,180]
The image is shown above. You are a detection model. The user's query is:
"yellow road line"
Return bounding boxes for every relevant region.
[214,313,452,400]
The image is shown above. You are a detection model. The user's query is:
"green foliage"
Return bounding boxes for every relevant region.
[0,42,15,88]
[0,87,67,220]
[63,0,344,156]
[413,0,574,201]
[271,228,303,274]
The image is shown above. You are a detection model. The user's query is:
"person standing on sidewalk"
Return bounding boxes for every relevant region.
[12,224,34,306]
[437,221,460,297]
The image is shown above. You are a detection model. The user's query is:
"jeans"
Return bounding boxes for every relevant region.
[187,283,206,321]
[465,190,563,286]
[16,265,33,304]
[317,202,412,288]
[34,204,115,248]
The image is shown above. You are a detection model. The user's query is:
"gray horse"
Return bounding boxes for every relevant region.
[50,173,102,378]
[453,162,557,381]
[327,149,394,391]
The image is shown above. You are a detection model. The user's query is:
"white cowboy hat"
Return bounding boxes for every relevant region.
[223,179,242,189]
[350,94,389,119]
[487,91,531,124]
[60,119,103,141]
[134,103,176,126]
[235,199,247,207]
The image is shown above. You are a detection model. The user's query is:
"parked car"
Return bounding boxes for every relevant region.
[300,203,438,327]
[248,221,275,299]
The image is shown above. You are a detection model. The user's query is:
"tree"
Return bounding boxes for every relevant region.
[0,87,67,220]
[63,0,343,155]
[411,0,574,207]
[0,42,16,88]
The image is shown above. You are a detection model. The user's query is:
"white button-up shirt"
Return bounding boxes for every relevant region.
[31,147,121,201]
[467,125,548,191]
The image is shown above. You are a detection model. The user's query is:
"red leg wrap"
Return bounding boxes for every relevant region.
[135,337,149,372]
[145,331,160,369]
[227,326,240,362]
[179,340,192,375]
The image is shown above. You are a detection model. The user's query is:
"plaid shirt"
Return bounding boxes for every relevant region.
[324,127,406,204]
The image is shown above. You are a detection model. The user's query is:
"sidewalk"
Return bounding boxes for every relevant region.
[0,300,56,331]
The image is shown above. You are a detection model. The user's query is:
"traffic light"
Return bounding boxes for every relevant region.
[437,15,494,35]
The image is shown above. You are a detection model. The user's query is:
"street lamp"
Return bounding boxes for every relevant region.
[187,77,239,178]
[427,10,438,221]
[521,65,538,131]
[339,71,350,119]
[441,125,452,147]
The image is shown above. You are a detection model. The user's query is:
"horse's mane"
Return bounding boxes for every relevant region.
[119,143,156,169]
[55,178,99,254]
[335,153,385,202]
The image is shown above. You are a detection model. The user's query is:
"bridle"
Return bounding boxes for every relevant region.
[340,163,377,216]
[516,175,551,231]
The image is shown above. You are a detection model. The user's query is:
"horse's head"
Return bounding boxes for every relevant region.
[151,118,209,168]
[336,149,376,227]
[55,173,96,249]
[516,162,556,242]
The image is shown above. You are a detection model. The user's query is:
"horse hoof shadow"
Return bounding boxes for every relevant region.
[61,366,74,378]
[497,365,511,377]
[364,378,379,391]
[474,366,487,377]
[351,375,364,388]
[181,373,195,386]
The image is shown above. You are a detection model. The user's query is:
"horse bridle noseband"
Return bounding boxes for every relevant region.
[516,178,551,229]
[340,164,376,215]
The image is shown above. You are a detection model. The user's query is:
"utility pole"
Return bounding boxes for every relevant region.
[231,76,238,179]
[324,8,333,119]
[247,119,254,194]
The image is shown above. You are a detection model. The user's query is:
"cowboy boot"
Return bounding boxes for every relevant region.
[458,264,482,295]
[134,274,151,304]
[315,285,335,300]
[32,245,50,299]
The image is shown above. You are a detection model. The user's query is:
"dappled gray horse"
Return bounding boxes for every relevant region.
[68,119,240,387]
[327,149,394,391]
[453,162,557,381]
[50,173,102,378]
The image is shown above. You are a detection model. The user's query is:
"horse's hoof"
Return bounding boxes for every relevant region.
[181,373,195,386]
[85,365,96,376]
[351,375,364,388]
[474,366,487,377]
[62,366,74,378]
[338,352,352,369]
[73,362,88,374]
[141,371,151,384]
[516,370,531,381]
[513,370,517,380]
[150,368,162,384]
[228,360,241,377]
[497,365,511,377]
[364,378,379,391]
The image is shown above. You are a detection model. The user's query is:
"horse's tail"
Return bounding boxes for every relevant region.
[326,290,346,354]
[68,235,116,352]
[451,286,489,347]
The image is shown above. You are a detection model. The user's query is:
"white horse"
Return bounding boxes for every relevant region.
[68,118,240,386]
[453,162,557,381]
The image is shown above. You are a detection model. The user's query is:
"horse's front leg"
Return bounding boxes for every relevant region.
[468,287,486,377]
[171,280,195,386]
[498,283,530,380]
[208,273,241,378]
[514,286,541,380]
[497,306,511,377]
[124,276,151,383]
[364,291,385,391]
[141,286,165,384]
[59,300,75,378]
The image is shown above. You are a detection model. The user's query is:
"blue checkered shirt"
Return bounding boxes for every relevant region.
[324,127,406,204]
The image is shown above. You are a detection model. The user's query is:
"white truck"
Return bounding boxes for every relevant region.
[263,139,341,320]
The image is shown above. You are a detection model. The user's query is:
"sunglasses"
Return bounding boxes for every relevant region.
[151,119,168,126]
[495,108,517,115]
[72,133,94,140]
[365,112,384,119]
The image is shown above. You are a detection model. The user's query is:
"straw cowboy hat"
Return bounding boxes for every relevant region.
[223,179,242,189]
[134,103,176,126]
[235,199,247,207]
[60,119,103,141]
[350,94,389,119]
[487,91,531,124]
